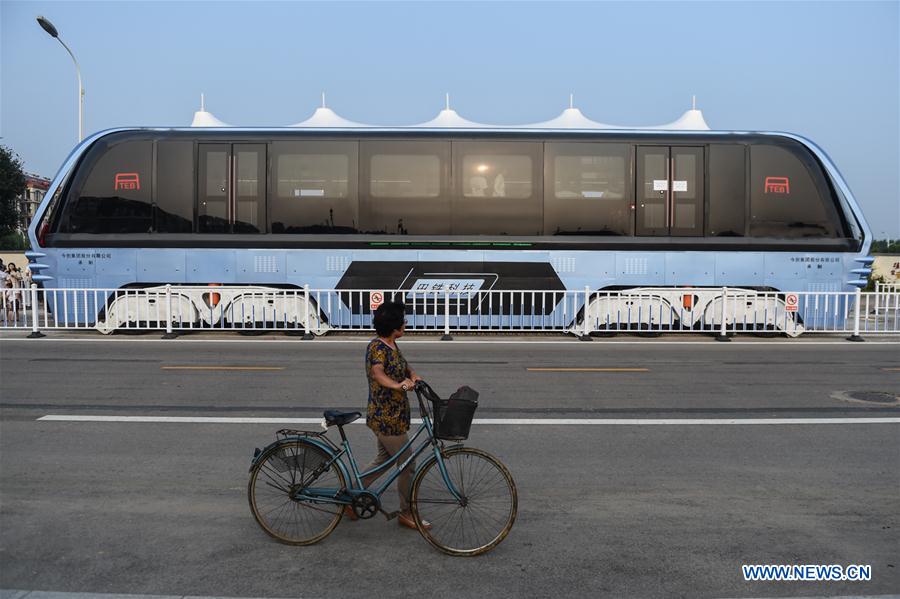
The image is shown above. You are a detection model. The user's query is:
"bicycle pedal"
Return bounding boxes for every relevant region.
[381,510,400,521]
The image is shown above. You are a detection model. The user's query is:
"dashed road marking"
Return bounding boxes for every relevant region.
[0,591,301,599]
[527,367,649,372]
[161,366,284,371]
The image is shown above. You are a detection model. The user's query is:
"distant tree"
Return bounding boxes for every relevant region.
[0,145,26,236]
[871,239,900,254]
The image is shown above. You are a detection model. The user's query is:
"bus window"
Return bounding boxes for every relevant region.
[270,141,358,234]
[707,145,746,237]
[155,141,194,233]
[750,144,839,238]
[63,140,153,233]
[234,146,265,233]
[452,141,542,235]
[545,142,630,235]
[360,141,450,235]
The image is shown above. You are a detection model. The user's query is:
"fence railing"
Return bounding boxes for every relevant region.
[1,284,898,338]
[875,281,900,294]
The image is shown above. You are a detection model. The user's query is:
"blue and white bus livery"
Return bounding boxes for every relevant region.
[26,127,873,335]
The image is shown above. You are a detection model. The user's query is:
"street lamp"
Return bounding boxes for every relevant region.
[36,15,84,142]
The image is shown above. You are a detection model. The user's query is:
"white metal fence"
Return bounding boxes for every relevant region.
[1,284,898,338]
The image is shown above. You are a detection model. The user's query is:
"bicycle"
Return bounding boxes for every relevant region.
[247,380,517,556]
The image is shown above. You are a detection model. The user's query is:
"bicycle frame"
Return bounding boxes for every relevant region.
[293,385,464,508]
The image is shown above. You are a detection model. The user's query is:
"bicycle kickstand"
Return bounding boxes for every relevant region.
[380,509,400,521]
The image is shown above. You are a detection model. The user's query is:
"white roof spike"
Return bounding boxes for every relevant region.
[190,94,230,127]
[414,108,489,128]
[653,107,711,131]
[569,93,574,110]
[291,105,366,128]
[322,92,326,108]
[526,106,619,129]
[412,96,489,128]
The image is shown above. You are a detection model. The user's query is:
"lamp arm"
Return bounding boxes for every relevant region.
[55,36,83,141]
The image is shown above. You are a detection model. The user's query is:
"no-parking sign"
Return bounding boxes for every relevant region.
[370,291,384,311]
[785,293,799,312]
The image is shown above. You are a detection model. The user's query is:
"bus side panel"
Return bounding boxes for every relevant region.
[714,252,765,287]
[95,249,136,288]
[188,250,238,284]
[236,251,287,284]
[139,250,187,284]
[664,252,716,286]
[614,252,665,287]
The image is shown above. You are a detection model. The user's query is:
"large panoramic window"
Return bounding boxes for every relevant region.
[155,141,194,233]
[270,141,358,234]
[749,144,840,238]
[371,154,440,198]
[63,140,153,234]
[706,144,745,237]
[359,141,450,234]
[544,142,631,235]
[452,141,542,235]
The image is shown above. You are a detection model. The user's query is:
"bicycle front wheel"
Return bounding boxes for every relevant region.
[410,447,517,556]
[248,439,345,545]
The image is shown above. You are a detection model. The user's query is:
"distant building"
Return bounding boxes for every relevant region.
[18,173,50,231]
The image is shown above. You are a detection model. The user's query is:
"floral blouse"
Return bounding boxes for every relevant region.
[365,338,411,435]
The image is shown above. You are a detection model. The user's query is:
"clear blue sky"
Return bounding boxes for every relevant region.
[2,1,898,236]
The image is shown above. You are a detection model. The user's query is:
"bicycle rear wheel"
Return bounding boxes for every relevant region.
[410,447,517,556]
[248,439,345,545]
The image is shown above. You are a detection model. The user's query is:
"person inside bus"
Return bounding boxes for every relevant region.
[353,300,431,530]
[469,174,488,196]
[492,169,506,197]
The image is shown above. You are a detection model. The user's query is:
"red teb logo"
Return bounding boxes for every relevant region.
[764,176,790,194]
[114,172,141,191]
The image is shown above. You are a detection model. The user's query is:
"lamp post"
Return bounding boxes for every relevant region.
[36,15,84,142]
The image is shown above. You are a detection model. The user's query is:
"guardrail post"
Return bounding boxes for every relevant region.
[441,290,452,340]
[302,284,314,340]
[715,286,731,342]
[161,284,178,339]
[27,284,44,338]
[874,280,881,319]
[847,286,864,342]
[579,285,593,341]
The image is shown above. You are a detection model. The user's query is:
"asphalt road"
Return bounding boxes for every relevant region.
[1,336,898,598]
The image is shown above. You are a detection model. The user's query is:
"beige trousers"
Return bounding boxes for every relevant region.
[361,432,415,513]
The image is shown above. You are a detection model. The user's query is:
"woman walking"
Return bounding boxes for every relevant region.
[357,300,430,530]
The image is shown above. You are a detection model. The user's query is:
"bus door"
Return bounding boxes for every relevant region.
[198,143,266,233]
[636,146,703,236]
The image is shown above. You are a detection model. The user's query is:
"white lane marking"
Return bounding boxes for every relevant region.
[0,591,300,599]
[3,591,895,599]
[2,337,899,345]
[36,415,900,425]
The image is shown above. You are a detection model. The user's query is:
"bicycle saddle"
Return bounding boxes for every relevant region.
[323,410,362,427]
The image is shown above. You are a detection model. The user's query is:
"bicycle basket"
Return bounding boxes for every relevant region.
[431,386,479,441]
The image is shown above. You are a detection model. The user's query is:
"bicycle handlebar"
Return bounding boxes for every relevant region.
[413,380,437,421]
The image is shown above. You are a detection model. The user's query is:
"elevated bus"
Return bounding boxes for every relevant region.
[26,127,873,334]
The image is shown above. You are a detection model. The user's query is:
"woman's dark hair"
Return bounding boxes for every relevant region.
[373,300,406,337]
